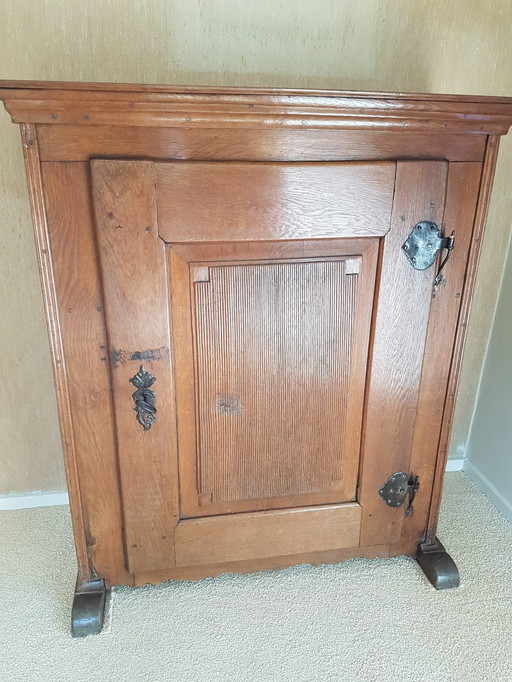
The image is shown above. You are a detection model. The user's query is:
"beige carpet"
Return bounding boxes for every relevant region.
[1,472,511,682]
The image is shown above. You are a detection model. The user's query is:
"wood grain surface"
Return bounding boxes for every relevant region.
[193,260,358,506]
[4,80,511,587]
[426,137,502,542]
[36,125,486,163]
[42,159,130,585]
[132,543,392,587]
[156,162,395,241]
[21,135,91,580]
[393,161,482,555]
[2,83,512,134]
[174,503,361,567]
[170,239,378,518]
[91,160,178,574]
[359,161,448,548]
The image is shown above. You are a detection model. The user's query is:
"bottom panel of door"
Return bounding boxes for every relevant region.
[173,503,361,567]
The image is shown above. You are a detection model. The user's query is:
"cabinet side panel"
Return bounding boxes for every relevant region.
[393,162,482,555]
[359,161,448,548]
[41,157,130,585]
[20,126,88,581]
[426,137,502,541]
[91,159,179,574]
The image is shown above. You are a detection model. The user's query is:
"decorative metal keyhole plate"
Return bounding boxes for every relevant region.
[129,365,157,431]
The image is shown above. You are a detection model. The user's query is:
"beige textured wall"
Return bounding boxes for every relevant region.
[466,230,512,505]
[0,0,511,494]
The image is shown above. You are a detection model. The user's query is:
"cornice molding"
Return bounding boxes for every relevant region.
[1,81,512,134]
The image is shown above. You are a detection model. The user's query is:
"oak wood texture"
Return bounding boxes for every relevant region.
[2,82,512,134]
[133,544,392,587]
[393,161,482,556]
[41,159,130,585]
[426,136,502,543]
[90,160,179,574]
[174,504,361,567]
[156,162,394,241]
[191,260,359,506]
[19,131,91,582]
[36,126,487,164]
[169,239,378,518]
[359,161,447,548]
[2,82,512,591]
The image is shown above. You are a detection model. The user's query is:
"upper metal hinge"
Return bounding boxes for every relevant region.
[402,221,455,286]
[378,472,420,516]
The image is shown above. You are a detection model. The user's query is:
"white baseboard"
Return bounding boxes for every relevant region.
[0,491,69,511]
[445,458,465,472]
[463,460,512,524]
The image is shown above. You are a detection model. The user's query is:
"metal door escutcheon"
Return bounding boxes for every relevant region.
[129,365,157,431]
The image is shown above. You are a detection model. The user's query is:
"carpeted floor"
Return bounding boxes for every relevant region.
[1,472,511,682]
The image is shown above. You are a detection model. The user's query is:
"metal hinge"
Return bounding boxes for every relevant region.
[378,472,420,516]
[402,221,455,286]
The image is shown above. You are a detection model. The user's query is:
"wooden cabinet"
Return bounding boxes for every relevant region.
[1,81,512,636]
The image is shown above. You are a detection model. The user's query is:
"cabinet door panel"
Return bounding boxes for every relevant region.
[170,240,379,517]
[174,503,361,567]
[156,162,395,241]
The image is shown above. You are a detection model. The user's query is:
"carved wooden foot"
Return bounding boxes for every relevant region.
[71,576,108,637]
[416,537,460,590]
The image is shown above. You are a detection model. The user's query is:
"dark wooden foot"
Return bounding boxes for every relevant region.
[416,537,460,590]
[71,576,108,637]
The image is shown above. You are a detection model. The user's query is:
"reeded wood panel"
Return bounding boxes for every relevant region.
[194,258,359,505]
[156,162,395,242]
[172,239,379,518]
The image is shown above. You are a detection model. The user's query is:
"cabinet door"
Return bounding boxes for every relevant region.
[91,159,447,573]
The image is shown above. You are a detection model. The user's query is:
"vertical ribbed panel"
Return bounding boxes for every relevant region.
[193,259,359,504]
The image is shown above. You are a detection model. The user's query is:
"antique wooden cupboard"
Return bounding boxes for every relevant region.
[1,82,512,636]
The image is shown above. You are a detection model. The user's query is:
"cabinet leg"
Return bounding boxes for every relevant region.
[71,576,108,637]
[416,537,460,590]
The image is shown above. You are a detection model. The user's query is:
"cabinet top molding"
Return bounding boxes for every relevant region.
[1,80,512,135]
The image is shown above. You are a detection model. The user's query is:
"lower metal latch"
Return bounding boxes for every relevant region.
[379,472,420,516]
